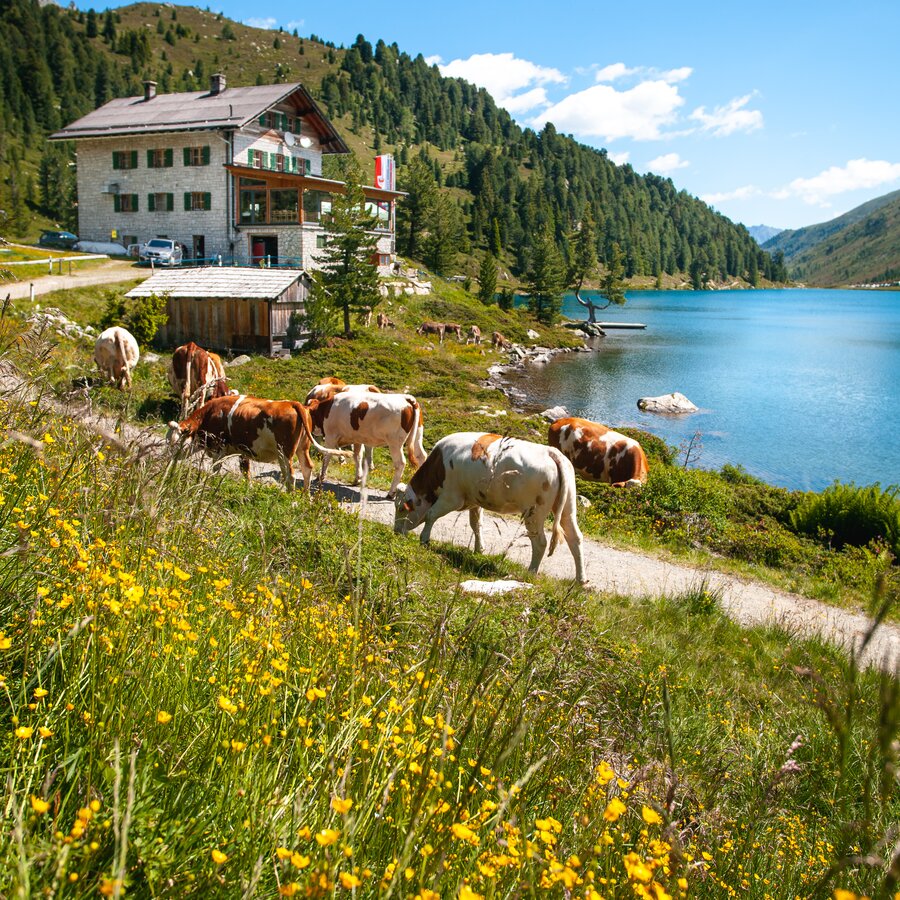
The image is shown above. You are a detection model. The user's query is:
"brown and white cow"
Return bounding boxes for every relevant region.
[548,417,649,487]
[167,341,229,417]
[416,321,446,345]
[394,432,584,582]
[443,322,463,341]
[304,377,383,405]
[465,325,482,345]
[377,312,396,330]
[166,394,351,491]
[93,326,140,390]
[491,331,511,350]
[308,390,426,497]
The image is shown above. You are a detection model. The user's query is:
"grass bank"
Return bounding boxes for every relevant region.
[1,320,898,898]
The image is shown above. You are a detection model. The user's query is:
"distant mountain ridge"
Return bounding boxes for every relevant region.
[763,190,900,286]
[747,224,783,245]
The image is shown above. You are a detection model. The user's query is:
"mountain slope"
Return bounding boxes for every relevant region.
[747,224,783,245]
[776,191,900,286]
[0,0,782,284]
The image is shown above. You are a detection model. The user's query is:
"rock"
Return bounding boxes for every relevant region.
[526,328,540,340]
[577,494,592,508]
[579,322,606,338]
[459,579,533,596]
[228,354,252,367]
[540,405,569,422]
[530,352,552,365]
[637,392,698,414]
[142,352,160,364]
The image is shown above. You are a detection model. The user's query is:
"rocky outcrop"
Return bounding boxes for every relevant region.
[637,392,698,414]
[540,405,570,422]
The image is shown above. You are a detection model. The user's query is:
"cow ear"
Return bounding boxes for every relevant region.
[402,500,413,512]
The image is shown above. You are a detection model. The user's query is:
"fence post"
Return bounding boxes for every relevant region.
[217,254,222,267]
[29,283,35,303]
[47,258,52,275]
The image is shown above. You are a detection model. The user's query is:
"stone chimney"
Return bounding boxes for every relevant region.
[143,80,157,102]
[210,73,226,96]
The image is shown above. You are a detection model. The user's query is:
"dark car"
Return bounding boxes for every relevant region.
[38,230,79,250]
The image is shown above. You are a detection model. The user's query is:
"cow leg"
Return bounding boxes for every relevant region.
[523,513,549,575]
[469,507,483,555]
[239,456,251,483]
[296,443,313,494]
[561,509,586,583]
[318,447,333,487]
[386,444,407,499]
[419,494,459,546]
[278,449,295,492]
[350,444,365,485]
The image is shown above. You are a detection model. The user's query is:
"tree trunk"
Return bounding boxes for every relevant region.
[574,284,610,323]
[343,300,351,337]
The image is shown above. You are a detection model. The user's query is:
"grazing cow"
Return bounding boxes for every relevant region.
[93,326,140,390]
[166,394,350,492]
[416,321,446,345]
[304,377,383,404]
[394,432,585,582]
[358,306,373,328]
[443,322,463,341]
[377,312,396,330]
[548,417,649,487]
[465,325,482,345]
[167,341,229,417]
[308,391,426,497]
[491,331,511,350]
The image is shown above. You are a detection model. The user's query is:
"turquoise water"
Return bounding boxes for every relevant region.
[517,289,900,491]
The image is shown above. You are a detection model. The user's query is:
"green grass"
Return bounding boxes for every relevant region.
[0,320,898,897]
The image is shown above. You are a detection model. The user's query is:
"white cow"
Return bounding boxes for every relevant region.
[394,432,585,582]
[93,326,140,390]
[308,390,426,497]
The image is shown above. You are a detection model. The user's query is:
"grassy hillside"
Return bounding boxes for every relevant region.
[1,290,899,898]
[763,189,900,286]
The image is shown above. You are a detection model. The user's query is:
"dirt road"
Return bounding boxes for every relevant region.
[3,260,143,301]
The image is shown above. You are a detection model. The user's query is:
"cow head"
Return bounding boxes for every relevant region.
[393,483,428,535]
[166,420,189,450]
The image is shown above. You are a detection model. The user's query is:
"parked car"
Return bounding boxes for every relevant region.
[72,240,130,256]
[38,230,79,250]
[140,238,183,267]
[126,243,143,259]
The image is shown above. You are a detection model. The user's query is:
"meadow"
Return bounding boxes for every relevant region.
[1,282,899,896]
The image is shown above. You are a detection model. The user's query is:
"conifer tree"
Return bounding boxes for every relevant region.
[601,242,627,308]
[477,252,497,305]
[526,226,565,324]
[396,158,437,259]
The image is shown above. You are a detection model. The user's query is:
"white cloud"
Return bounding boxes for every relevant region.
[690,94,763,137]
[532,79,684,142]
[661,66,692,84]
[595,63,691,84]
[424,54,442,66]
[244,16,278,29]
[284,20,305,31]
[439,52,566,113]
[701,185,761,204]
[595,62,637,82]
[647,152,689,174]
[608,151,630,166]
[778,158,900,205]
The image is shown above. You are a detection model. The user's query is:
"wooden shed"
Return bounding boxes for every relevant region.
[126,266,310,354]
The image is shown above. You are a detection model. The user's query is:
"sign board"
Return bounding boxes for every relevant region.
[375,154,395,192]
[110,229,118,239]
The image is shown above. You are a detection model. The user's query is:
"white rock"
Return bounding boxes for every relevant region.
[526,329,540,340]
[577,494,592,508]
[637,392,698,414]
[531,352,552,365]
[541,405,569,422]
[228,354,252,367]
[143,352,160,364]
[459,579,533,596]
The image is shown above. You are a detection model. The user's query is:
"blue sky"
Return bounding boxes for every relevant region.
[104,0,900,230]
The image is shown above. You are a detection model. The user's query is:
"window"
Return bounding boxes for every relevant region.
[365,200,391,228]
[184,192,212,211]
[112,150,137,170]
[114,193,139,212]
[147,148,174,168]
[270,189,299,222]
[147,192,174,212]
[183,146,211,166]
[258,111,296,132]
[316,234,327,249]
[240,189,267,224]
[121,235,137,248]
[303,190,332,223]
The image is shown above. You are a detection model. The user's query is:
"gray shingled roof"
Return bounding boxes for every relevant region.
[125,266,306,300]
[49,82,347,151]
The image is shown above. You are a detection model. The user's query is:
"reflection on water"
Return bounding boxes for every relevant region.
[517,289,900,491]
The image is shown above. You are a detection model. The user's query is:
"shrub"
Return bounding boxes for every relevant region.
[790,482,900,556]
[98,290,168,347]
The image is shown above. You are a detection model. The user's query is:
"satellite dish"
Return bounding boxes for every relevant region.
[284,132,296,147]
[299,135,313,149]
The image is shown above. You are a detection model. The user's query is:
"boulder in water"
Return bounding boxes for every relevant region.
[637,392,698,414]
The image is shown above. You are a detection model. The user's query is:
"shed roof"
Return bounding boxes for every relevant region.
[50,82,348,152]
[126,267,307,300]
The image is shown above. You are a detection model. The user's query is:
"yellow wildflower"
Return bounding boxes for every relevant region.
[603,797,627,822]
[642,805,663,825]
[31,796,50,814]
[279,884,300,897]
[38,726,53,738]
[217,695,238,714]
[315,828,341,846]
[460,886,483,900]
[331,796,353,814]
[34,688,48,699]
[156,711,172,725]
[291,853,310,868]
[211,849,228,865]
[15,726,33,739]
[173,566,190,581]
[451,822,480,845]
[340,872,362,889]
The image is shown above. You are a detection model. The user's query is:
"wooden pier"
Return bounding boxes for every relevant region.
[596,322,646,329]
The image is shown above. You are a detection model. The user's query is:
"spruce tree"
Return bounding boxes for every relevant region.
[601,242,627,308]
[526,226,565,324]
[477,252,497,305]
[423,193,466,275]
[396,158,436,259]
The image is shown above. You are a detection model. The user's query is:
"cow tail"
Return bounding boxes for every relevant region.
[113,329,128,386]
[548,447,572,557]
[294,403,354,459]
[404,399,426,467]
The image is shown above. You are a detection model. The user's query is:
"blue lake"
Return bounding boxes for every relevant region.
[516,289,900,491]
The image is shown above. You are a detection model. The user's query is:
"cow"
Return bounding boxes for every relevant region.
[167,341,229,417]
[491,331,512,350]
[548,417,649,487]
[443,322,463,341]
[166,394,351,492]
[358,306,373,328]
[304,377,383,404]
[416,321,446,345]
[93,326,140,390]
[394,432,585,582]
[377,312,396,330]
[465,325,482,346]
[308,390,426,498]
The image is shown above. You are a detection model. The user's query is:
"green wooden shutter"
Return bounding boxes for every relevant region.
[131,193,139,210]
[130,150,138,169]
[166,193,174,211]
[305,158,311,175]
[112,152,120,170]
[201,145,210,165]
[113,194,121,212]
[147,193,155,211]
[165,148,173,167]
[203,192,211,211]
[147,149,154,168]
[183,147,190,166]
[259,113,266,127]
[184,192,191,211]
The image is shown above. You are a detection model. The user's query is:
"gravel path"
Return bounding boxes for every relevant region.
[3,260,142,300]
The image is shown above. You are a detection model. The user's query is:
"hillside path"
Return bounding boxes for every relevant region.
[2,260,142,301]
